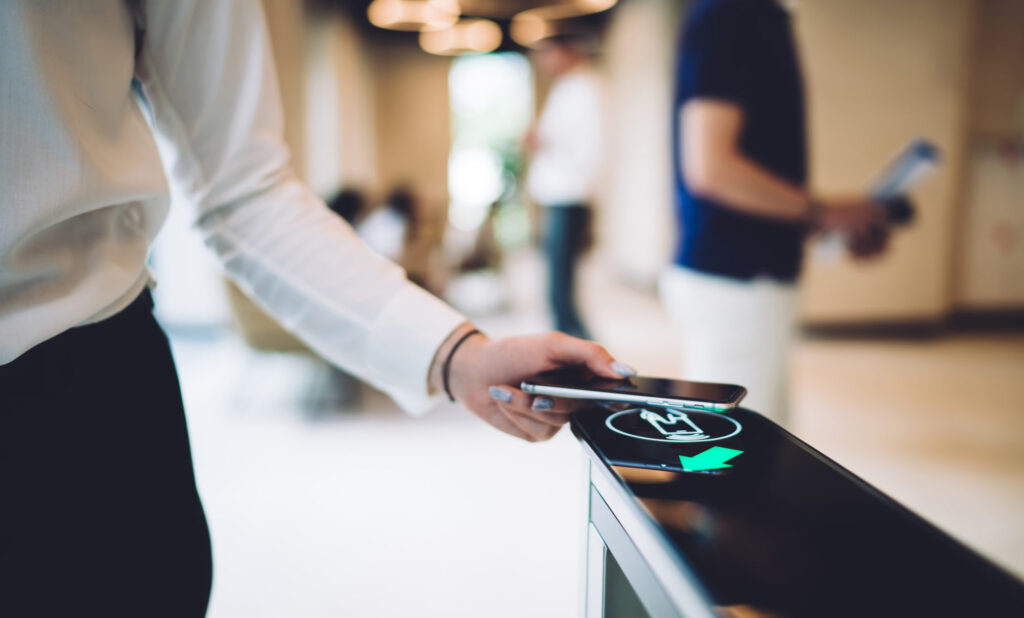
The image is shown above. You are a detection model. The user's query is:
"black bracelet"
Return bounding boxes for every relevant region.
[443,328,481,402]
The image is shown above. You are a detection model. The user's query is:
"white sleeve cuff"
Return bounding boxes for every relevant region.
[364,284,467,416]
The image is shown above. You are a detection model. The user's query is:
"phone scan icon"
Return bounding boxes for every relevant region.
[640,409,708,442]
[605,407,742,444]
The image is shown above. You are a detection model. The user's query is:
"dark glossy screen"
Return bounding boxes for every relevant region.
[572,406,1024,616]
[526,368,745,404]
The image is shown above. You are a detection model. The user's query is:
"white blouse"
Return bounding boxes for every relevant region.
[0,0,466,413]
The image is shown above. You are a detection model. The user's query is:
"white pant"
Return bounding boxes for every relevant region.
[659,266,798,425]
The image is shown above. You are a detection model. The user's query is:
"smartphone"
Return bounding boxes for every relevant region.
[521,368,746,412]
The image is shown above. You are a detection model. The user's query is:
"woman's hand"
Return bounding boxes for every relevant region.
[429,324,636,442]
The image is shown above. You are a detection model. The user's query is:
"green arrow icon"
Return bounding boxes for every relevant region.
[678,446,743,472]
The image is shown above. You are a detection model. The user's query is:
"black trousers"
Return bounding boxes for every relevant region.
[0,291,212,617]
[542,204,592,340]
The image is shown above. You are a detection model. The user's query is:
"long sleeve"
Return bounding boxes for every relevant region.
[135,0,465,413]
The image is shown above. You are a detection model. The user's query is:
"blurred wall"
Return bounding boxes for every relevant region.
[966,0,1024,140]
[798,0,1024,323]
[597,0,685,286]
[954,0,1024,310]
[796,0,975,323]
[370,39,452,214]
[262,0,309,180]
[304,13,379,196]
[264,1,450,215]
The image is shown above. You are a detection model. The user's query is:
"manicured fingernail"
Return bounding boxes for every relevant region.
[488,386,513,403]
[611,361,637,377]
[532,397,554,411]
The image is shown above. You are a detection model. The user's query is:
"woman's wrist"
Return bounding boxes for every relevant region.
[427,322,487,399]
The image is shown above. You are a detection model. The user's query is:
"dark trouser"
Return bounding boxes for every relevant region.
[542,204,592,340]
[0,291,212,617]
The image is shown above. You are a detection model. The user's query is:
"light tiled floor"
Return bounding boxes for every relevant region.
[791,334,1024,576]
[170,252,1024,617]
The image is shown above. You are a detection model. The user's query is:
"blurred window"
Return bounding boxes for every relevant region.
[447,52,533,245]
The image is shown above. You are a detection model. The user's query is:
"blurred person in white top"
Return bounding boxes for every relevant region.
[525,34,605,340]
[0,1,635,614]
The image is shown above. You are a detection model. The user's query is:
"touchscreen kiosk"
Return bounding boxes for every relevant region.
[572,405,1024,617]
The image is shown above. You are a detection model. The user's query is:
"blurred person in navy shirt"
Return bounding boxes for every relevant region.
[661,0,889,423]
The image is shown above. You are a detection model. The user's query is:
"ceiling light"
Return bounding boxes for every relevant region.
[419,18,502,56]
[573,0,618,14]
[509,12,553,48]
[367,0,460,32]
[510,0,617,47]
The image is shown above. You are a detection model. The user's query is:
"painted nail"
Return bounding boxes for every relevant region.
[611,361,637,377]
[532,397,554,411]
[488,386,513,403]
